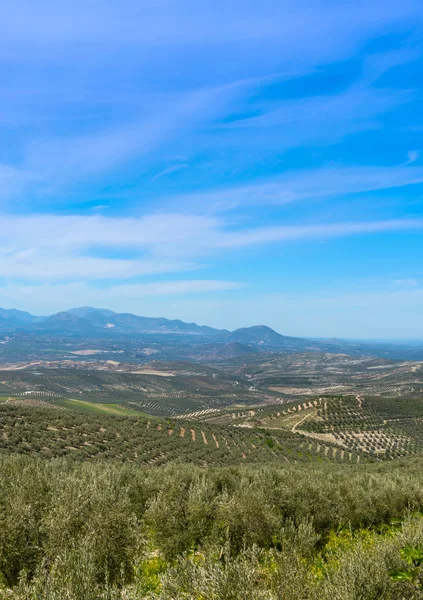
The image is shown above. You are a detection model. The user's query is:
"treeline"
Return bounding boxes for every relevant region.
[2,455,423,598]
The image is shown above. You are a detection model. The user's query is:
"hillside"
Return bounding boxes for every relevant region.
[4,390,423,465]
[0,403,336,466]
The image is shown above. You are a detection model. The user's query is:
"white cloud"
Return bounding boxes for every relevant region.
[3,89,214,199]
[153,163,189,180]
[0,213,220,256]
[215,219,423,248]
[402,150,420,165]
[0,249,198,280]
[0,212,422,282]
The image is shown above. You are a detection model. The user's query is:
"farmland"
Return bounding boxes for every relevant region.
[0,352,421,420]
[199,395,423,461]
[0,402,344,466]
[3,390,423,466]
[0,364,278,415]
[1,350,423,599]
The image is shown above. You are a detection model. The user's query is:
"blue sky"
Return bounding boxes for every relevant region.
[1,0,423,338]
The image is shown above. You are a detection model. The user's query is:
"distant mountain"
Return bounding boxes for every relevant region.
[34,311,97,334]
[67,307,117,319]
[227,325,288,345]
[65,308,227,336]
[1,305,422,362]
[224,325,343,353]
[0,307,41,324]
[0,306,228,337]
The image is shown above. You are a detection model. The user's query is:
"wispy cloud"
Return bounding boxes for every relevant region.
[1,0,423,333]
[221,87,410,133]
[0,73,291,204]
[168,164,423,211]
[1,212,422,282]
[402,150,420,165]
[3,1,420,54]
[153,163,189,180]
[0,2,420,208]
[5,89,213,199]
[0,249,198,281]
[214,218,423,248]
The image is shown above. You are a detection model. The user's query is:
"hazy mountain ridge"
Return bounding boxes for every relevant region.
[0,308,43,324]
[0,306,234,337]
[1,306,423,361]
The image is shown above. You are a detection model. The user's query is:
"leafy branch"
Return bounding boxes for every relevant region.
[389,544,423,589]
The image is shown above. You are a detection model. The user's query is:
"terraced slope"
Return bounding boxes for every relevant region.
[205,396,423,461]
[0,404,340,466]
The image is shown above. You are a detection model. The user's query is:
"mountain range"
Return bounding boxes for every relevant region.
[0,306,290,345]
[0,306,422,361]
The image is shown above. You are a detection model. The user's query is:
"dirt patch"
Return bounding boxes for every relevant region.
[0,362,42,371]
[292,412,313,433]
[129,370,175,377]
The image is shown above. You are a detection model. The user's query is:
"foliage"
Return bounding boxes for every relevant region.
[389,544,423,591]
[1,455,423,597]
